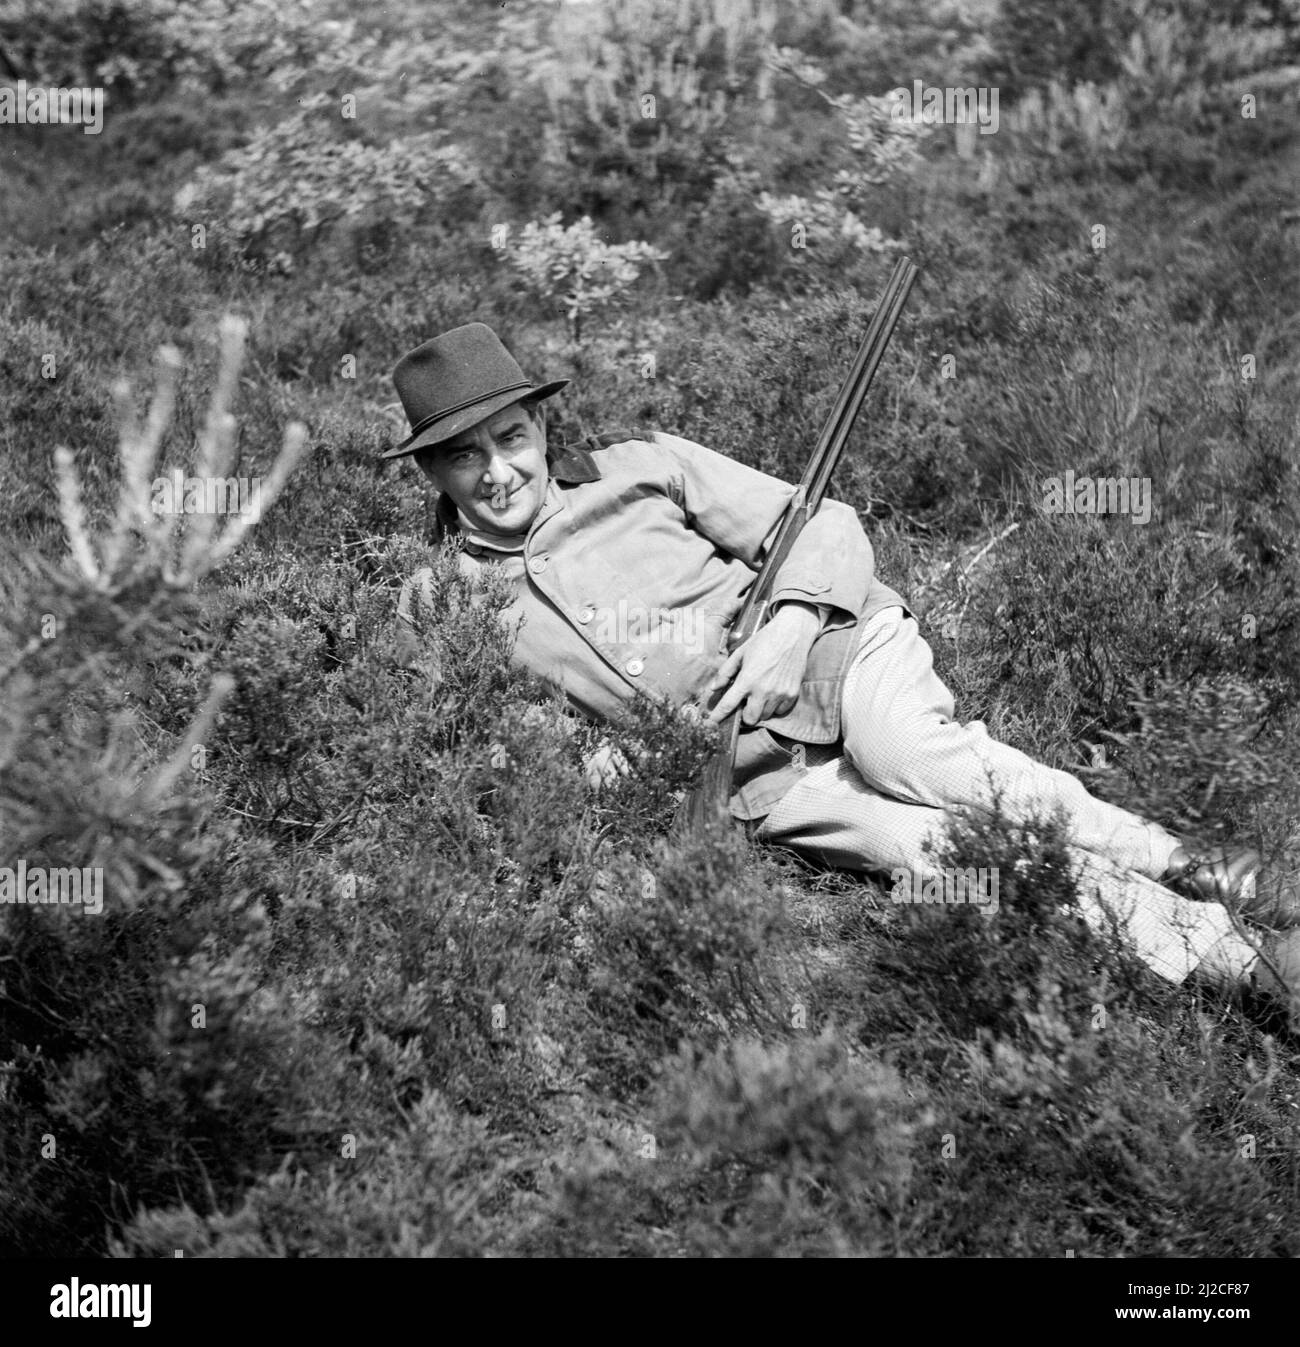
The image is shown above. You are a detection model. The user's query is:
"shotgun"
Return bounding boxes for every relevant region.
[676,255,919,833]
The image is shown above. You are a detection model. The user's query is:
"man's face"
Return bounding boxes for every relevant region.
[416,401,549,537]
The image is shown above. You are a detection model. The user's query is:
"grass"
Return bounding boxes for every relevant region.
[1,0,1299,1257]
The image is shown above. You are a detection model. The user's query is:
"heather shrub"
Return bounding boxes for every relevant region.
[855,805,1138,1056]
[195,536,549,852]
[812,805,1300,1256]
[982,0,1138,97]
[522,1027,919,1257]
[650,1031,918,1255]
[830,0,994,90]
[173,99,477,273]
[957,501,1300,778]
[0,863,331,1256]
[0,316,112,541]
[0,0,369,102]
[578,829,796,1094]
[585,690,719,838]
[100,95,246,172]
[906,991,1300,1256]
[571,282,945,513]
[111,1088,520,1256]
[1085,671,1298,848]
[0,0,178,99]
[5,0,1300,1261]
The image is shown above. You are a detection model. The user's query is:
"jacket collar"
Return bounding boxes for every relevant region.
[546,442,603,484]
[432,441,603,541]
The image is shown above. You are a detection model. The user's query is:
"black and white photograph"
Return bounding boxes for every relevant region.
[2,0,1299,1302]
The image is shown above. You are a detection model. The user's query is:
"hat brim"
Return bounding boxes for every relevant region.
[380,379,570,460]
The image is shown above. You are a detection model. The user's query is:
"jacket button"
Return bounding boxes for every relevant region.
[625,657,645,676]
[577,606,594,624]
[528,555,548,575]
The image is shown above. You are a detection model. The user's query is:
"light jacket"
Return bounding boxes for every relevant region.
[397,431,910,819]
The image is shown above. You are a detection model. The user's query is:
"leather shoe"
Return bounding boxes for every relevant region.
[1162,842,1300,928]
[1161,842,1261,904]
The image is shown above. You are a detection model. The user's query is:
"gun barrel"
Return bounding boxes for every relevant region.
[806,256,918,511]
[727,256,918,651]
[676,256,919,833]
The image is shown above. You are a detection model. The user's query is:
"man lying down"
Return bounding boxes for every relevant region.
[385,322,1300,1025]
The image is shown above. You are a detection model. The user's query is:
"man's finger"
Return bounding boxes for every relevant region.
[709,648,743,693]
[708,678,749,724]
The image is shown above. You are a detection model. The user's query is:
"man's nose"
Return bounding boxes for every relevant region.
[482,451,513,484]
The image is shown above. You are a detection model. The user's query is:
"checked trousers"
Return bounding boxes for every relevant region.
[754,606,1237,983]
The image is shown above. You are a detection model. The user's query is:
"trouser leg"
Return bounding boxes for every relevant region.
[754,754,1237,984]
[838,608,1180,879]
[754,607,1234,983]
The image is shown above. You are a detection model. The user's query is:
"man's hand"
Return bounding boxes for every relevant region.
[584,742,631,790]
[707,602,820,726]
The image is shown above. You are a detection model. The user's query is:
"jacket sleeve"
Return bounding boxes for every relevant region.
[651,431,874,625]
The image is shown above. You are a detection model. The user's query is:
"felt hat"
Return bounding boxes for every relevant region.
[383,323,568,459]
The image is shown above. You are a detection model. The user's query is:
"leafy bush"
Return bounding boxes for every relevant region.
[174,98,476,272]
[982,0,1139,96]
[505,214,667,344]
[0,0,369,101]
